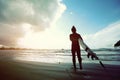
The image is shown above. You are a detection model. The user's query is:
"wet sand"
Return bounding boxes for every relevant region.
[0,59,120,80]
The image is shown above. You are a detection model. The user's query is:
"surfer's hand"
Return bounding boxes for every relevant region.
[87,53,98,60]
[87,53,91,58]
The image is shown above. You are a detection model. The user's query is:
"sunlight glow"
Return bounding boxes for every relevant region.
[21,23,32,34]
[18,24,70,49]
[14,51,64,63]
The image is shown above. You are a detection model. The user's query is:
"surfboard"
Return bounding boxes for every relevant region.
[79,38,105,68]
[79,38,98,59]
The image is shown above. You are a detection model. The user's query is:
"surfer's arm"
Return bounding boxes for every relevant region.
[70,34,72,41]
[79,35,83,41]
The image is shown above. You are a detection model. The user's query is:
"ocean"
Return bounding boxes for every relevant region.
[0,49,120,65]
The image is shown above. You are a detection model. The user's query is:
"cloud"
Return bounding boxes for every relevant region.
[84,21,120,49]
[0,0,66,31]
[0,23,24,46]
[0,0,66,46]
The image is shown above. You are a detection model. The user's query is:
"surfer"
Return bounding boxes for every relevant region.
[70,26,83,70]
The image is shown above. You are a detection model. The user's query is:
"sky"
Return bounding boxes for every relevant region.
[0,0,120,49]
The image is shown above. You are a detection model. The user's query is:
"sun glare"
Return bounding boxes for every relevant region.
[18,24,69,49]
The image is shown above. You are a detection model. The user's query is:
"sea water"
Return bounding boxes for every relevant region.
[0,49,120,65]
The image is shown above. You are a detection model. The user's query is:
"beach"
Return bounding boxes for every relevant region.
[0,59,120,80]
[0,49,120,80]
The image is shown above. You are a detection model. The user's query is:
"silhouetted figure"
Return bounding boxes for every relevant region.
[114,40,120,48]
[70,26,83,70]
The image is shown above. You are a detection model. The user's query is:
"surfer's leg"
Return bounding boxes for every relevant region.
[72,50,76,69]
[77,50,82,70]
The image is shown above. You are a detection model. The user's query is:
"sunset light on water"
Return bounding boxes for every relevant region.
[14,51,65,63]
